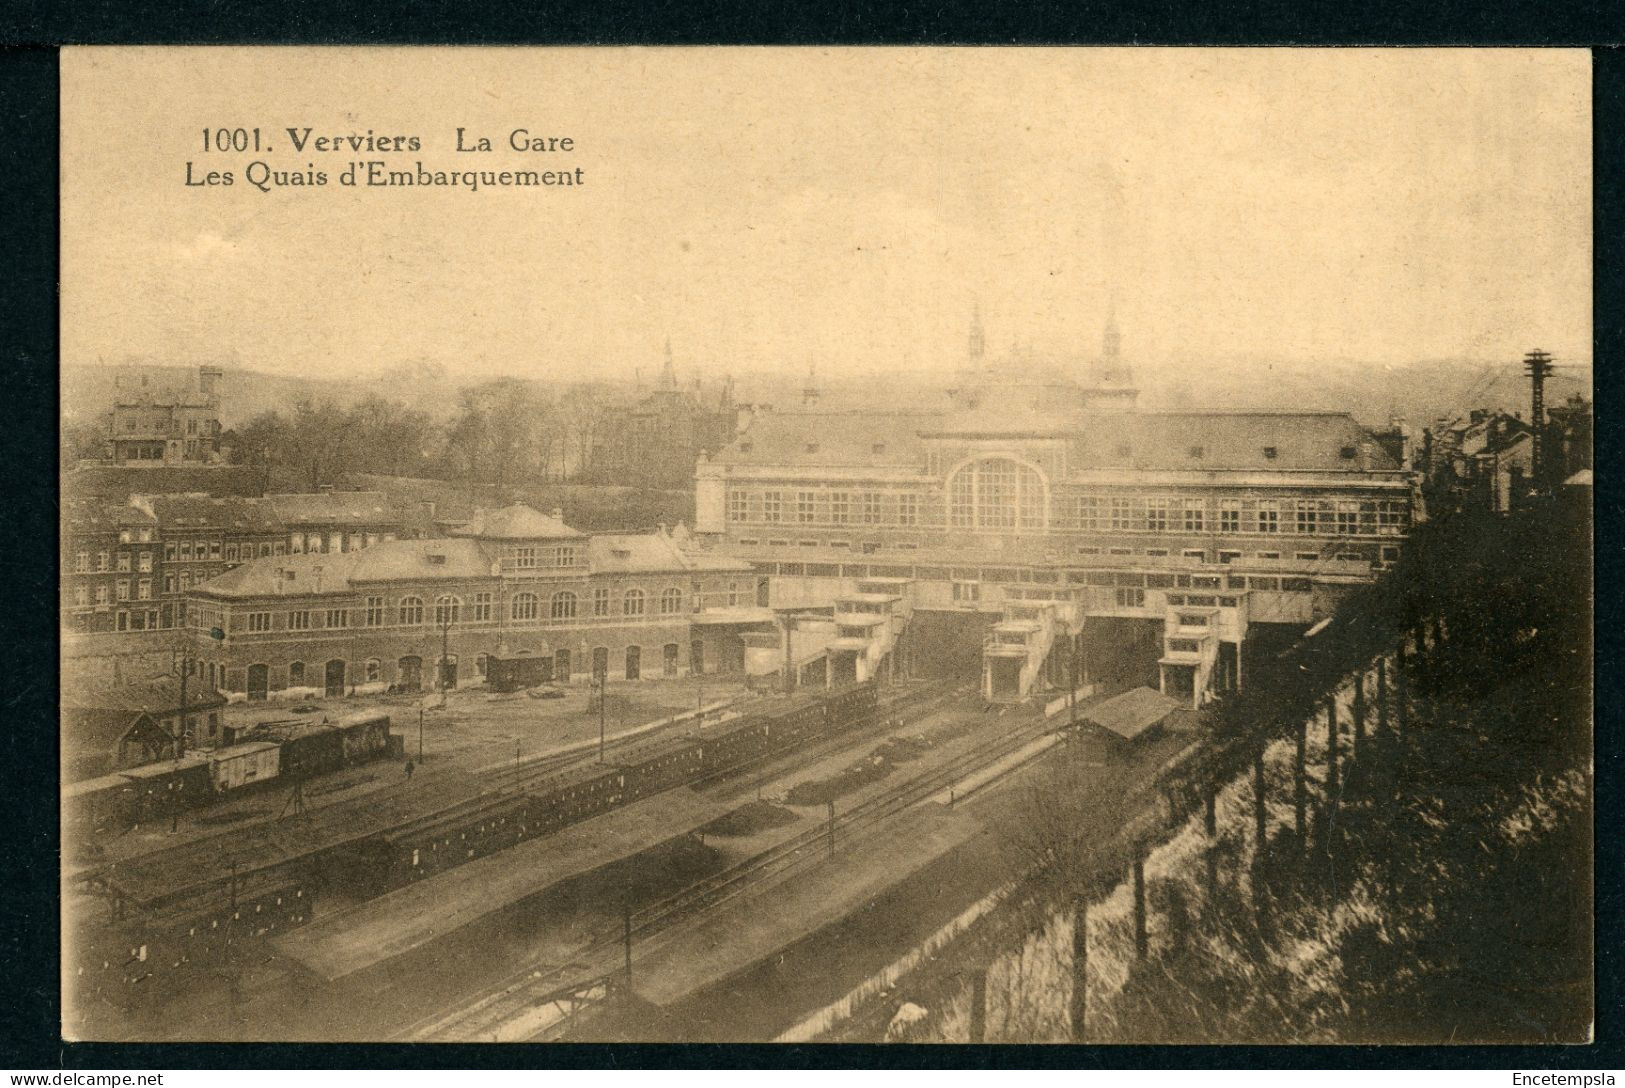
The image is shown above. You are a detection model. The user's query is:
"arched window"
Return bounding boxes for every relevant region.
[434,594,461,625]
[624,588,645,616]
[288,661,305,687]
[947,457,1048,530]
[660,587,683,615]
[550,591,577,620]
[511,592,539,621]
[398,596,424,624]
[475,653,488,678]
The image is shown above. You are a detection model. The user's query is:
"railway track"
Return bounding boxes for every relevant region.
[402,688,1059,1042]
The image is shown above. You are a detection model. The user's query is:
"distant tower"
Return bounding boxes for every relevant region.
[1102,307,1122,376]
[802,361,821,407]
[659,338,678,390]
[1083,306,1138,412]
[198,365,224,408]
[968,302,986,364]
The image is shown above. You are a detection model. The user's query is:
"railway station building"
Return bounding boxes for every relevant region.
[691,317,1423,705]
[183,503,762,702]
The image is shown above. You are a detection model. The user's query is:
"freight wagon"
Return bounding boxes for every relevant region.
[279,725,346,779]
[63,773,137,836]
[208,741,282,793]
[333,711,391,765]
[120,756,214,822]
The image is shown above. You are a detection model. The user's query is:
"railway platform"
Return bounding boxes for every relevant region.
[628,802,985,1010]
[272,786,735,982]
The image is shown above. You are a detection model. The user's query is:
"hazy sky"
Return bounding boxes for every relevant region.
[61,48,1591,385]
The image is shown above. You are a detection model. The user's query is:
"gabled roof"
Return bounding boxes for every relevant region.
[62,708,176,762]
[450,503,584,541]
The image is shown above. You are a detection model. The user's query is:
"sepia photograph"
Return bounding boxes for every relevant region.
[57,46,1593,1047]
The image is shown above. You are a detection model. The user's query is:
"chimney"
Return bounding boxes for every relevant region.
[552,506,564,521]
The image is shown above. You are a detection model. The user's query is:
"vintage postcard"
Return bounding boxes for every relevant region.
[59,46,1593,1045]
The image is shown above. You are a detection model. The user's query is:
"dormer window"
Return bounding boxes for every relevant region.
[1339,446,1358,460]
[805,443,820,453]
[1263,446,1278,460]
[1114,444,1132,458]
[427,553,446,565]
[739,441,754,453]
[1188,445,1205,459]
[872,442,886,454]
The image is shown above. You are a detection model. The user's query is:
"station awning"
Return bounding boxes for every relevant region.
[1082,687,1183,741]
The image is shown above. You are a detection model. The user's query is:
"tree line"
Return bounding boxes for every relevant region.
[224,380,615,492]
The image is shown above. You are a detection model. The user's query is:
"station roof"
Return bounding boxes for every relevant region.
[195,526,753,599]
[1082,686,1183,741]
[717,407,1398,475]
[716,411,939,468]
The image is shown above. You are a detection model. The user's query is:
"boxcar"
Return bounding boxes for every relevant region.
[120,756,214,822]
[333,711,392,766]
[208,741,282,793]
[64,772,138,835]
[280,725,345,779]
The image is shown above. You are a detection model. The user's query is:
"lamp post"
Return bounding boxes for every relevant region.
[598,666,608,763]
[438,605,454,708]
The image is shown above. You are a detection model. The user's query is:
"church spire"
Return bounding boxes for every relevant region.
[1102,304,1121,369]
[802,360,820,407]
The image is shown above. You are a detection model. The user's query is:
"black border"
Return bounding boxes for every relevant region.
[3,24,1620,1072]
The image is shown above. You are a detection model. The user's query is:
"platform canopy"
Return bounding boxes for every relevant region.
[1082,687,1183,741]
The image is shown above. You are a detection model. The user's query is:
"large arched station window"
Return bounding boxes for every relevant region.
[947,457,1048,530]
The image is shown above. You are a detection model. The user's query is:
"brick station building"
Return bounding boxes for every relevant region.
[184,504,759,701]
